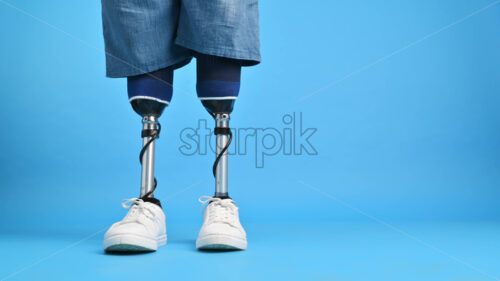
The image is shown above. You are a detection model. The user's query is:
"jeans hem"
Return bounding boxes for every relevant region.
[175,39,261,66]
[105,55,193,78]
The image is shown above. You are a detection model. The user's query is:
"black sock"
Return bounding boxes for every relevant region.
[141,196,162,208]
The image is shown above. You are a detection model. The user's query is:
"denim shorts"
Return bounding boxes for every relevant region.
[101,0,261,78]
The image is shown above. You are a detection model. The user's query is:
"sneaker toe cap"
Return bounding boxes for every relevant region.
[201,222,246,237]
[104,222,149,238]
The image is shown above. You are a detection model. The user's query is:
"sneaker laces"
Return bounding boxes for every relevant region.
[199,196,237,225]
[121,198,155,222]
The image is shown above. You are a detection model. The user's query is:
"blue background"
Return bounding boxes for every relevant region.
[0,0,499,280]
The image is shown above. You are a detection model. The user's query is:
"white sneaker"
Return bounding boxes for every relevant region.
[196,196,247,250]
[103,198,167,252]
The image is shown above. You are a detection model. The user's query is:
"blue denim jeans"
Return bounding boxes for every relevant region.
[101,0,261,77]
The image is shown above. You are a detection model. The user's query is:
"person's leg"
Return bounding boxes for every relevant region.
[176,0,261,250]
[100,0,190,252]
[102,68,172,253]
[127,67,173,200]
[195,54,246,250]
[196,53,240,199]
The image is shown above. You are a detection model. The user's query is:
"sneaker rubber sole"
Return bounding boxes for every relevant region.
[196,234,247,250]
[103,233,167,252]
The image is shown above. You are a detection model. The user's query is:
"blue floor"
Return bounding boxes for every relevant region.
[1,221,499,281]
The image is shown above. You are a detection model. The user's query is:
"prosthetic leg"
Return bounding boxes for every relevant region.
[103,68,171,252]
[195,54,248,250]
[135,102,163,201]
[202,101,235,198]
[129,69,174,203]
